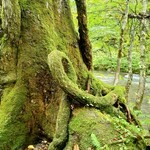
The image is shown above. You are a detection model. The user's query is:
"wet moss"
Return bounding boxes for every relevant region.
[47,49,145,150]
[48,94,71,150]
[0,0,85,149]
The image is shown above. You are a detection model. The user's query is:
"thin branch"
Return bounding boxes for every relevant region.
[128,13,150,19]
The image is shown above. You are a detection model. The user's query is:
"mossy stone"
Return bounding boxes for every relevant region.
[65,108,146,150]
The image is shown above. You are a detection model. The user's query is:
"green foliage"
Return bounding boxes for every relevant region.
[90,133,110,150]
[133,110,150,135]
[87,0,121,51]
[91,133,101,150]
[93,51,140,73]
[19,0,28,10]
[71,0,150,74]
[113,116,142,139]
[93,52,117,71]
[112,115,146,150]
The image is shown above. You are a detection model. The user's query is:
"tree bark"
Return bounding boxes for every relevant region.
[134,0,147,110]
[0,0,146,150]
[113,0,129,86]
[0,0,81,148]
[125,20,135,101]
[75,0,92,71]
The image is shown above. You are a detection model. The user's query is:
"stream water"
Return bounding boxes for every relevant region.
[94,71,150,131]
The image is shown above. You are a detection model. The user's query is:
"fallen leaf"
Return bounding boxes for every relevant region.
[27,145,34,149]
[73,144,79,150]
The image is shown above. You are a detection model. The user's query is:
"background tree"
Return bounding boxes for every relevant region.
[71,0,150,142]
[125,20,135,101]
[135,0,147,110]
[113,0,129,86]
[0,0,147,150]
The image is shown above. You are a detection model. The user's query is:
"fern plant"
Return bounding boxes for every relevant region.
[91,133,102,150]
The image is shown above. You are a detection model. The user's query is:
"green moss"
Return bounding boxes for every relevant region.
[0,0,88,149]
[48,50,77,83]
[2,0,21,40]
[47,49,145,150]
[0,1,145,150]
[19,0,28,10]
[65,108,146,150]
[48,50,126,112]
[0,72,16,85]
[48,94,71,150]
[88,71,114,96]
[0,81,29,149]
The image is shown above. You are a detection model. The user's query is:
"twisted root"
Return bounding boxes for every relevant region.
[47,50,137,150]
[48,50,126,109]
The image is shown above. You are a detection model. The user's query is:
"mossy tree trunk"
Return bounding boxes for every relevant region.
[0,0,147,150]
[0,0,82,148]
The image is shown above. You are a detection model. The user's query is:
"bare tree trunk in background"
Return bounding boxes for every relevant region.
[134,0,147,110]
[125,20,135,101]
[75,0,92,92]
[114,0,129,86]
[75,0,92,71]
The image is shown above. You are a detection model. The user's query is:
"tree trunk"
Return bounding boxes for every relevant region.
[134,0,147,110]
[0,0,82,148]
[113,0,129,86]
[0,0,146,150]
[75,0,92,71]
[125,20,135,101]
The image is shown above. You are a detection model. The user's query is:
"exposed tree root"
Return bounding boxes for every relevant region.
[48,93,70,150]
[48,50,126,110]
[47,50,140,150]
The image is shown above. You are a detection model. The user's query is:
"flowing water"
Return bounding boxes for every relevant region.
[94,71,150,131]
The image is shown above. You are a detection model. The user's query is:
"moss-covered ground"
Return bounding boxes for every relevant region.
[65,108,146,150]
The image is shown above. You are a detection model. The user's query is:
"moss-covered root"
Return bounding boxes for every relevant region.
[48,94,71,150]
[47,50,125,111]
